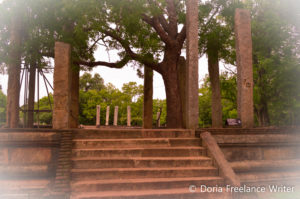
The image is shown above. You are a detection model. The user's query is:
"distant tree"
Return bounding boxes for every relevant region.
[79,73,105,92]
[198,0,236,127]
[198,72,237,127]
[0,90,6,126]
[248,0,300,126]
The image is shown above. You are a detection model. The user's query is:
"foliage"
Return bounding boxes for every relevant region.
[0,90,6,126]
[249,0,300,125]
[80,72,105,92]
[198,72,237,127]
[36,94,53,125]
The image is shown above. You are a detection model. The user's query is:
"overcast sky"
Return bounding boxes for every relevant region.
[0,45,218,106]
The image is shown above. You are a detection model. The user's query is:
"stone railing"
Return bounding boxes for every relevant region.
[200,131,240,187]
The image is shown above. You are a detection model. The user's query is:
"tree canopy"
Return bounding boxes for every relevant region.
[0,0,299,127]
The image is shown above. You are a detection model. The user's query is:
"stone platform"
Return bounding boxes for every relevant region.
[0,127,299,199]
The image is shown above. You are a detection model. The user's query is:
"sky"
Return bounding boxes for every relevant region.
[0,46,218,106]
[0,0,234,105]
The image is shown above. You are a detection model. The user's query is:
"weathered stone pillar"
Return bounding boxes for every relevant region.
[127,106,131,127]
[156,111,161,128]
[113,106,118,126]
[235,9,254,128]
[185,0,199,129]
[96,105,100,127]
[6,16,22,128]
[143,67,153,129]
[70,66,79,128]
[53,42,79,129]
[105,106,110,126]
[178,56,187,128]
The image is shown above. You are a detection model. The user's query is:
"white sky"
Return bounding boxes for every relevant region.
[0,0,235,106]
[0,52,211,103]
[0,46,229,105]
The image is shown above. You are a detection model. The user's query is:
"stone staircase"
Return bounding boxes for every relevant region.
[70,129,232,199]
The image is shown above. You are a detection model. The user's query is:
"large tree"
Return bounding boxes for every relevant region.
[73,0,187,128]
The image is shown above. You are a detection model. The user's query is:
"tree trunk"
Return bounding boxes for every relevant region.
[207,49,223,128]
[6,17,22,128]
[255,100,270,126]
[27,61,36,128]
[162,59,183,128]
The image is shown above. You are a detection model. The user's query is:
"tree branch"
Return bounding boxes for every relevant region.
[158,15,169,33]
[177,24,186,46]
[102,29,160,72]
[75,55,130,69]
[142,14,172,45]
[166,0,178,38]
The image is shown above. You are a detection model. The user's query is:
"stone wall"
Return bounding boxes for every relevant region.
[197,128,300,162]
[0,129,62,197]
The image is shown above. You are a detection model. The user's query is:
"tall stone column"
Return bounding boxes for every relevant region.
[185,0,199,129]
[96,105,101,127]
[53,42,79,129]
[127,106,131,127]
[143,67,153,129]
[235,9,254,128]
[113,106,118,126]
[105,106,110,126]
[178,56,187,128]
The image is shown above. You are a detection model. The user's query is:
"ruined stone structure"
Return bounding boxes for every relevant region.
[53,42,79,129]
[185,0,199,129]
[235,9,254,128]
[143,67,153,129]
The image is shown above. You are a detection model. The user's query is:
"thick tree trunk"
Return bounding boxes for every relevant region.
[162,59,183,128]
[207,49,223,128]
[6,17,22,128]
[255,100,270,126]
[27,61,36,128]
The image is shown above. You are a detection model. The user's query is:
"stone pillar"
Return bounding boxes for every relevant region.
[70,67,79,128]
[96,105,101,127]
[53,42,79,129]
[113,106,118,126]
[105,106,110,126]
[235,9,254,128]
[127,106,131,127]
[178,56,187,128]
[156,111,161,127]
[143,67,153,129]
[185,0,199,129]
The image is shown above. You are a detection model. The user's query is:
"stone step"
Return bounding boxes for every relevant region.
[72,157,213,169]
[231,159,300,173]
[238,170,300,183]
[0,179,50,193]
[72,147,206,158]
[71,187,232,199]
[71,166,218,181]
[71,177,225,193]
[0,165,50,179]
[73,129,194,139]
[73,138,201,148]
